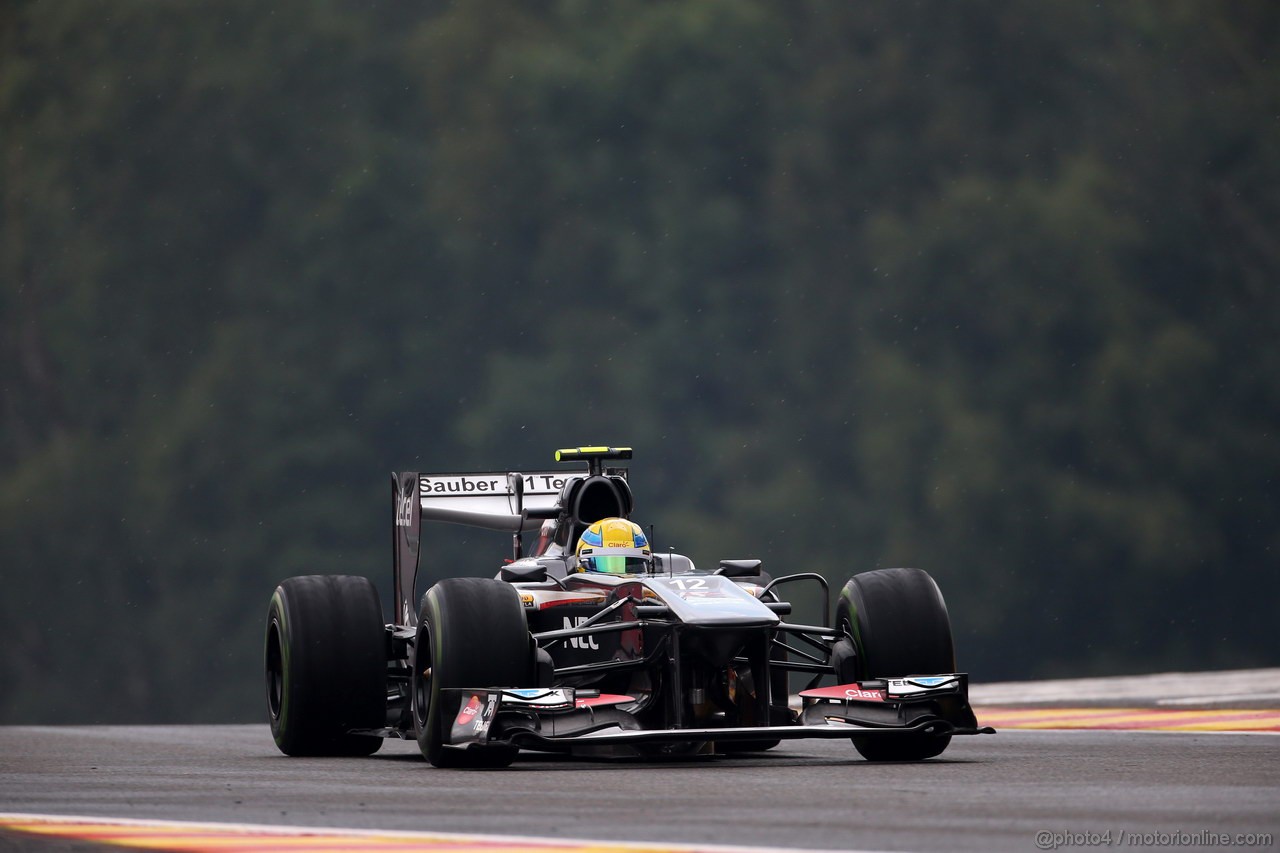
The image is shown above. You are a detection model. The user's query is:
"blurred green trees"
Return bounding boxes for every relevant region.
[2,0,1276,722]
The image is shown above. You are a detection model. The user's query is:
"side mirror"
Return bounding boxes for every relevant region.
[500,563,548,583]
[716,559,763,578]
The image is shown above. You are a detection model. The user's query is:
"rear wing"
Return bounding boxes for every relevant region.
[417,471,572,522]
[390,447,634,626]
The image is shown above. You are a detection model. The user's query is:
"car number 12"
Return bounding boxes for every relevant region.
[667,577,708,590]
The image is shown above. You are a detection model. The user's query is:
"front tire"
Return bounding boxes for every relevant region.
[411,578,534,768]
[265,575,387,756]
[835,567,956,761]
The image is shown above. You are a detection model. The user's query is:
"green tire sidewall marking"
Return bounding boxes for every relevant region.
[428,589,444,665]
[839,585,866,672]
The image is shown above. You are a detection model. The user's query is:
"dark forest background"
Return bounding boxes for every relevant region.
[2,1,1277,723]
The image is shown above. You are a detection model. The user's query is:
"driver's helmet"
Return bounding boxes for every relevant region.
[574,517,652,575]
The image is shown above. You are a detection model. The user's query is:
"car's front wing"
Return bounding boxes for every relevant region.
[435,674,994,755]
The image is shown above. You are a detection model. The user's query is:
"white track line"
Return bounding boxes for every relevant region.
[1157,691,1280,705]
[971,668,1280,705]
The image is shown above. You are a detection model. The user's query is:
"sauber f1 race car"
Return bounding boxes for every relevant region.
[265,446,993,767]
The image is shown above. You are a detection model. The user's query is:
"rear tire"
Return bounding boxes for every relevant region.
[411,578,534,768]
[265,575,386,756]
[835,567,956,761]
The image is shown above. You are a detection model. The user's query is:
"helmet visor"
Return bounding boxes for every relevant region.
[580,549,651,575]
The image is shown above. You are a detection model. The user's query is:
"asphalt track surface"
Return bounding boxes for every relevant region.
[2,724,1278,852]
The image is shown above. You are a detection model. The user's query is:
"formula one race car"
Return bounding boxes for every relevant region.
[265,446,992,767]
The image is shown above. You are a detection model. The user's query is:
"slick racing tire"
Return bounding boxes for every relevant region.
[265,575,387,756]
[836,567,956,762]
[412,578,534,768]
